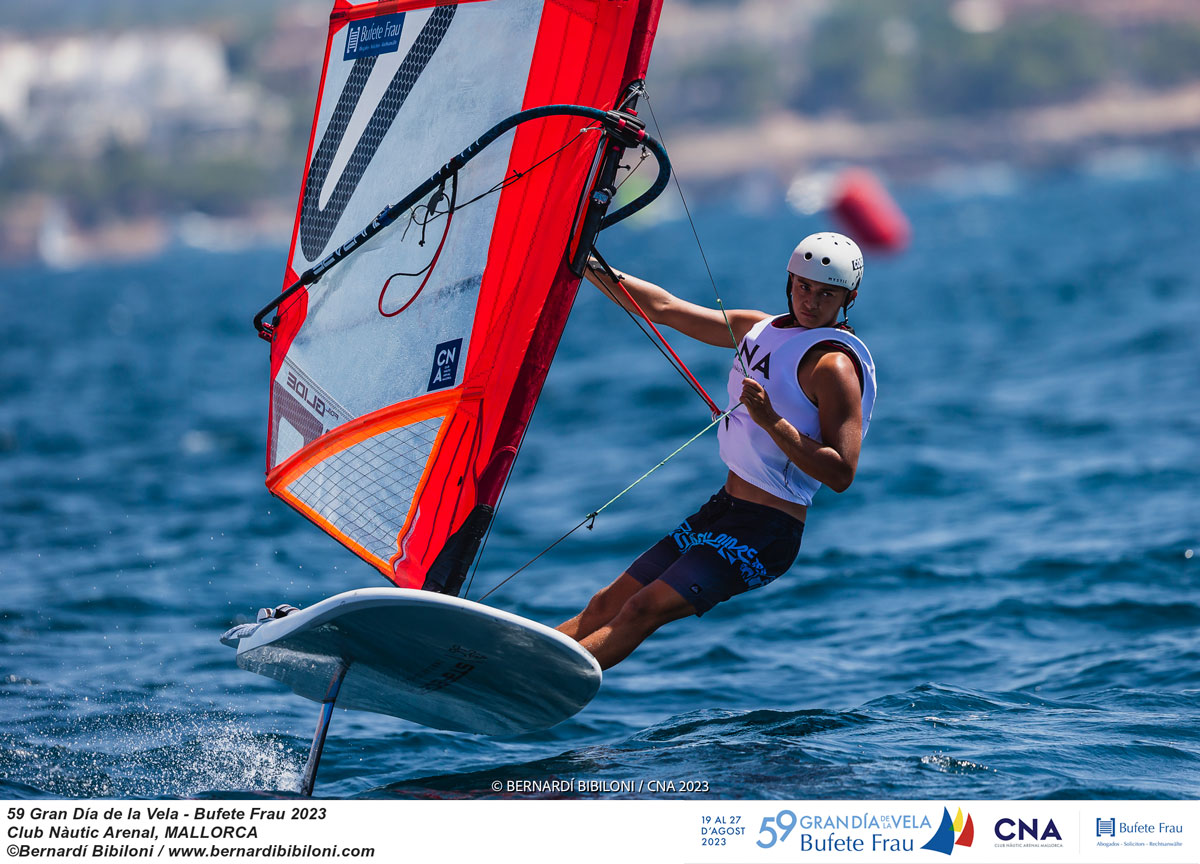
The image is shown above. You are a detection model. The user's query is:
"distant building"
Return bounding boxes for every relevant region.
[0,30,285,158]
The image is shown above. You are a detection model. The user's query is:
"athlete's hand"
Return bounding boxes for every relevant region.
[740,378,780,427]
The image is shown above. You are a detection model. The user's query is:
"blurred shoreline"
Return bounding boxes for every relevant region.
[669,82,1200,184]
[4,0,1200,268]
[9,86,1197,271]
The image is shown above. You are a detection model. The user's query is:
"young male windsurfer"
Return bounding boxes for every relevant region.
[556,232,876,669]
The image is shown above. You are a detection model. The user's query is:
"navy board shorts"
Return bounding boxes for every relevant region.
[627,488,805,616]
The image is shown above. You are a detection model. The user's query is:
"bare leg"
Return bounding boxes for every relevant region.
[556,572,644,641]
[579,580,696,670]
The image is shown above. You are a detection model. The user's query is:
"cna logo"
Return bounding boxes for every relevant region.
[922,807,974,855]
[994,816,1063,843]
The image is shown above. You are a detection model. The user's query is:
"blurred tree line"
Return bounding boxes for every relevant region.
[659,0,1200,126]
[0,145,278,228]
[801,1,1200,119]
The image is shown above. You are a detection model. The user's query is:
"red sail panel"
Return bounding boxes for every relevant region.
[623,0,664,86]
[390,0,649,588]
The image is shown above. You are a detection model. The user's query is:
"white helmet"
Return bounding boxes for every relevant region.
[787,232,863,291]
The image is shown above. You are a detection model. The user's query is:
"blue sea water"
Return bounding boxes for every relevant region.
[1,166,1198,800]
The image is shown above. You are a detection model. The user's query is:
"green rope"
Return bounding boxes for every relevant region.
[584,408,732,525]
[477,406,737,602]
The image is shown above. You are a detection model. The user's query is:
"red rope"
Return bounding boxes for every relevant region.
[612,278,721,416]
[378,208,454,318]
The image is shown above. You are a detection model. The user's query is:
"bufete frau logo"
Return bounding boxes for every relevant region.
[923,807,974,855]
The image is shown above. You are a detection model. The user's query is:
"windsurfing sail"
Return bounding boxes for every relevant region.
[262,0,667,595]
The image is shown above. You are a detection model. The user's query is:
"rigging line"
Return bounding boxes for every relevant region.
[641,89,748,376]
[589,265,713,413]
[477,407,736,603]
[614,146,651,193]
[591,266,706,410]
[400,186,446,243]
[591,247,720,416]
[378,173,458,317]
[477,516,591,603]
[586,408,732,523]
[448,124,601,214]
[618,83,643,111]
[392,176,458,277]
[381,125,595,318]
[463,376,544,601]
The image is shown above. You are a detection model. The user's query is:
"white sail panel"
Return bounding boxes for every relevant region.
[272,0,544,469]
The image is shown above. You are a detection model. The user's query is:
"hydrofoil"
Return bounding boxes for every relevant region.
[223,588,600,795]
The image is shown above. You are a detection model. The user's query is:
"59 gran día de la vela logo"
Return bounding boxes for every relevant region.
[923,807,974,855]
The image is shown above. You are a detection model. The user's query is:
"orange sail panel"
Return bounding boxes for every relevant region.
[266,0,663,592]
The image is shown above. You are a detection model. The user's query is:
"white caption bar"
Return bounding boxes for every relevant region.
[2,799,1196,863]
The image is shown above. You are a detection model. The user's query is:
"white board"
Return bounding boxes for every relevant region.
[234,588,601,736]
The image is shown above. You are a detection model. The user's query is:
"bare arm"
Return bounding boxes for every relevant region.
[585,259,766,347]
[738,352,863,492]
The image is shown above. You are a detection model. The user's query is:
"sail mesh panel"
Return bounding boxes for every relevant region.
[286,417,444,561]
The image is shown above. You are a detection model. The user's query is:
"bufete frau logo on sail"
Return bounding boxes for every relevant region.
[922,806,974,855]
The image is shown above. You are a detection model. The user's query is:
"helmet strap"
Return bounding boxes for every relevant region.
[838,291,857,332]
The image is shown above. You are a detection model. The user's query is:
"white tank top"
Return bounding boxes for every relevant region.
[716,315,877,506]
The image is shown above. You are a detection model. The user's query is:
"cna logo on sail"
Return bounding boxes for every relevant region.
[922,807,974,855]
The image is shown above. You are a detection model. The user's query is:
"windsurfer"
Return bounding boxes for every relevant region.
[556,233,876,670]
